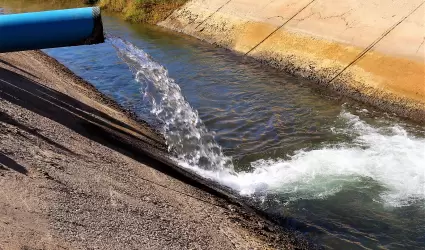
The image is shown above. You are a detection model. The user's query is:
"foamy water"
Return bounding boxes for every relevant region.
[109,36,425,208]
[229,111,425,207]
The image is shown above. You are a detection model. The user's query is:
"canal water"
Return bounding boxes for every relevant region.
[2,2,425,249]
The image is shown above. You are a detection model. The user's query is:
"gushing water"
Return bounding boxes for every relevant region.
[108,36,233,172]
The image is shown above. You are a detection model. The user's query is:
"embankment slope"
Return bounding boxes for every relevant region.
[0,51,312,249]
[160,0,425,123]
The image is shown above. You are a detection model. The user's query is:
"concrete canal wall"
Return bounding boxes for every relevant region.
[160,0,425,122]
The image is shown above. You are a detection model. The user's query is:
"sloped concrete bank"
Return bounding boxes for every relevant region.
[160,0,425,123]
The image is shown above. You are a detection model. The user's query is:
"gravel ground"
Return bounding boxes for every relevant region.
[0,51,315,250]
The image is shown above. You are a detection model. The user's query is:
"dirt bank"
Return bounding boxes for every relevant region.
[98,0,188,24]
[160,0,425,123]
[0,51,316,249]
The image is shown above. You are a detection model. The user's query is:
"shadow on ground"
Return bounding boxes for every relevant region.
[0,59,39,79]
[0,152,27,175]
[0,110,76,155]
[0,67,229,199]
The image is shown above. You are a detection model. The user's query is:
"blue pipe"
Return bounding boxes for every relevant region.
[0,7,104,53]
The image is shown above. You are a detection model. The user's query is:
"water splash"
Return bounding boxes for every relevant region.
[108,36,425,207]
[108,36,233,172]
[234,110,425,206]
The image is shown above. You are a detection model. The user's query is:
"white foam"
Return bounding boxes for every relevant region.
[198,111,425,207]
